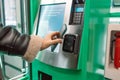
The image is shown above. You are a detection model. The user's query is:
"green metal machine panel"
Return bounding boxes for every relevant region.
[32,60,82,80]
[86,0,111,80]
[29,0,40,34]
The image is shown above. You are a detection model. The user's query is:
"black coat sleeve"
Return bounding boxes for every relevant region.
[0,25,30,56]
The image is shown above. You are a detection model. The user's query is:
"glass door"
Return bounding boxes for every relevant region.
[0,0,29,79]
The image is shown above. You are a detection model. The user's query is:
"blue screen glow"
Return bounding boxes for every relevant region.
[37,3,65,37]
[75,7,84,12]
[37,3,66,52]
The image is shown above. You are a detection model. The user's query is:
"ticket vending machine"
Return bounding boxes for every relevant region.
[34,0,84,70]
[32,0,84,80]
[31,0,112,80]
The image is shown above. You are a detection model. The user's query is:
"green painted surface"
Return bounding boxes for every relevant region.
[86,0,110,80]
[29,0,40,34]
[32,60,82,80]
[31,0,111,80]
[19,74,29,80]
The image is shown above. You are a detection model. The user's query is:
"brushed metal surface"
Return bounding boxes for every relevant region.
[36,44,78,69]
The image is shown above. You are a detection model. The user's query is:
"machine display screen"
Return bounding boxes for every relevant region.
[36,3,66,52]
[75,7,84,12]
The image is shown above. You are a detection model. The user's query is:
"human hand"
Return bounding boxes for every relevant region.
[41,32,62,50]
